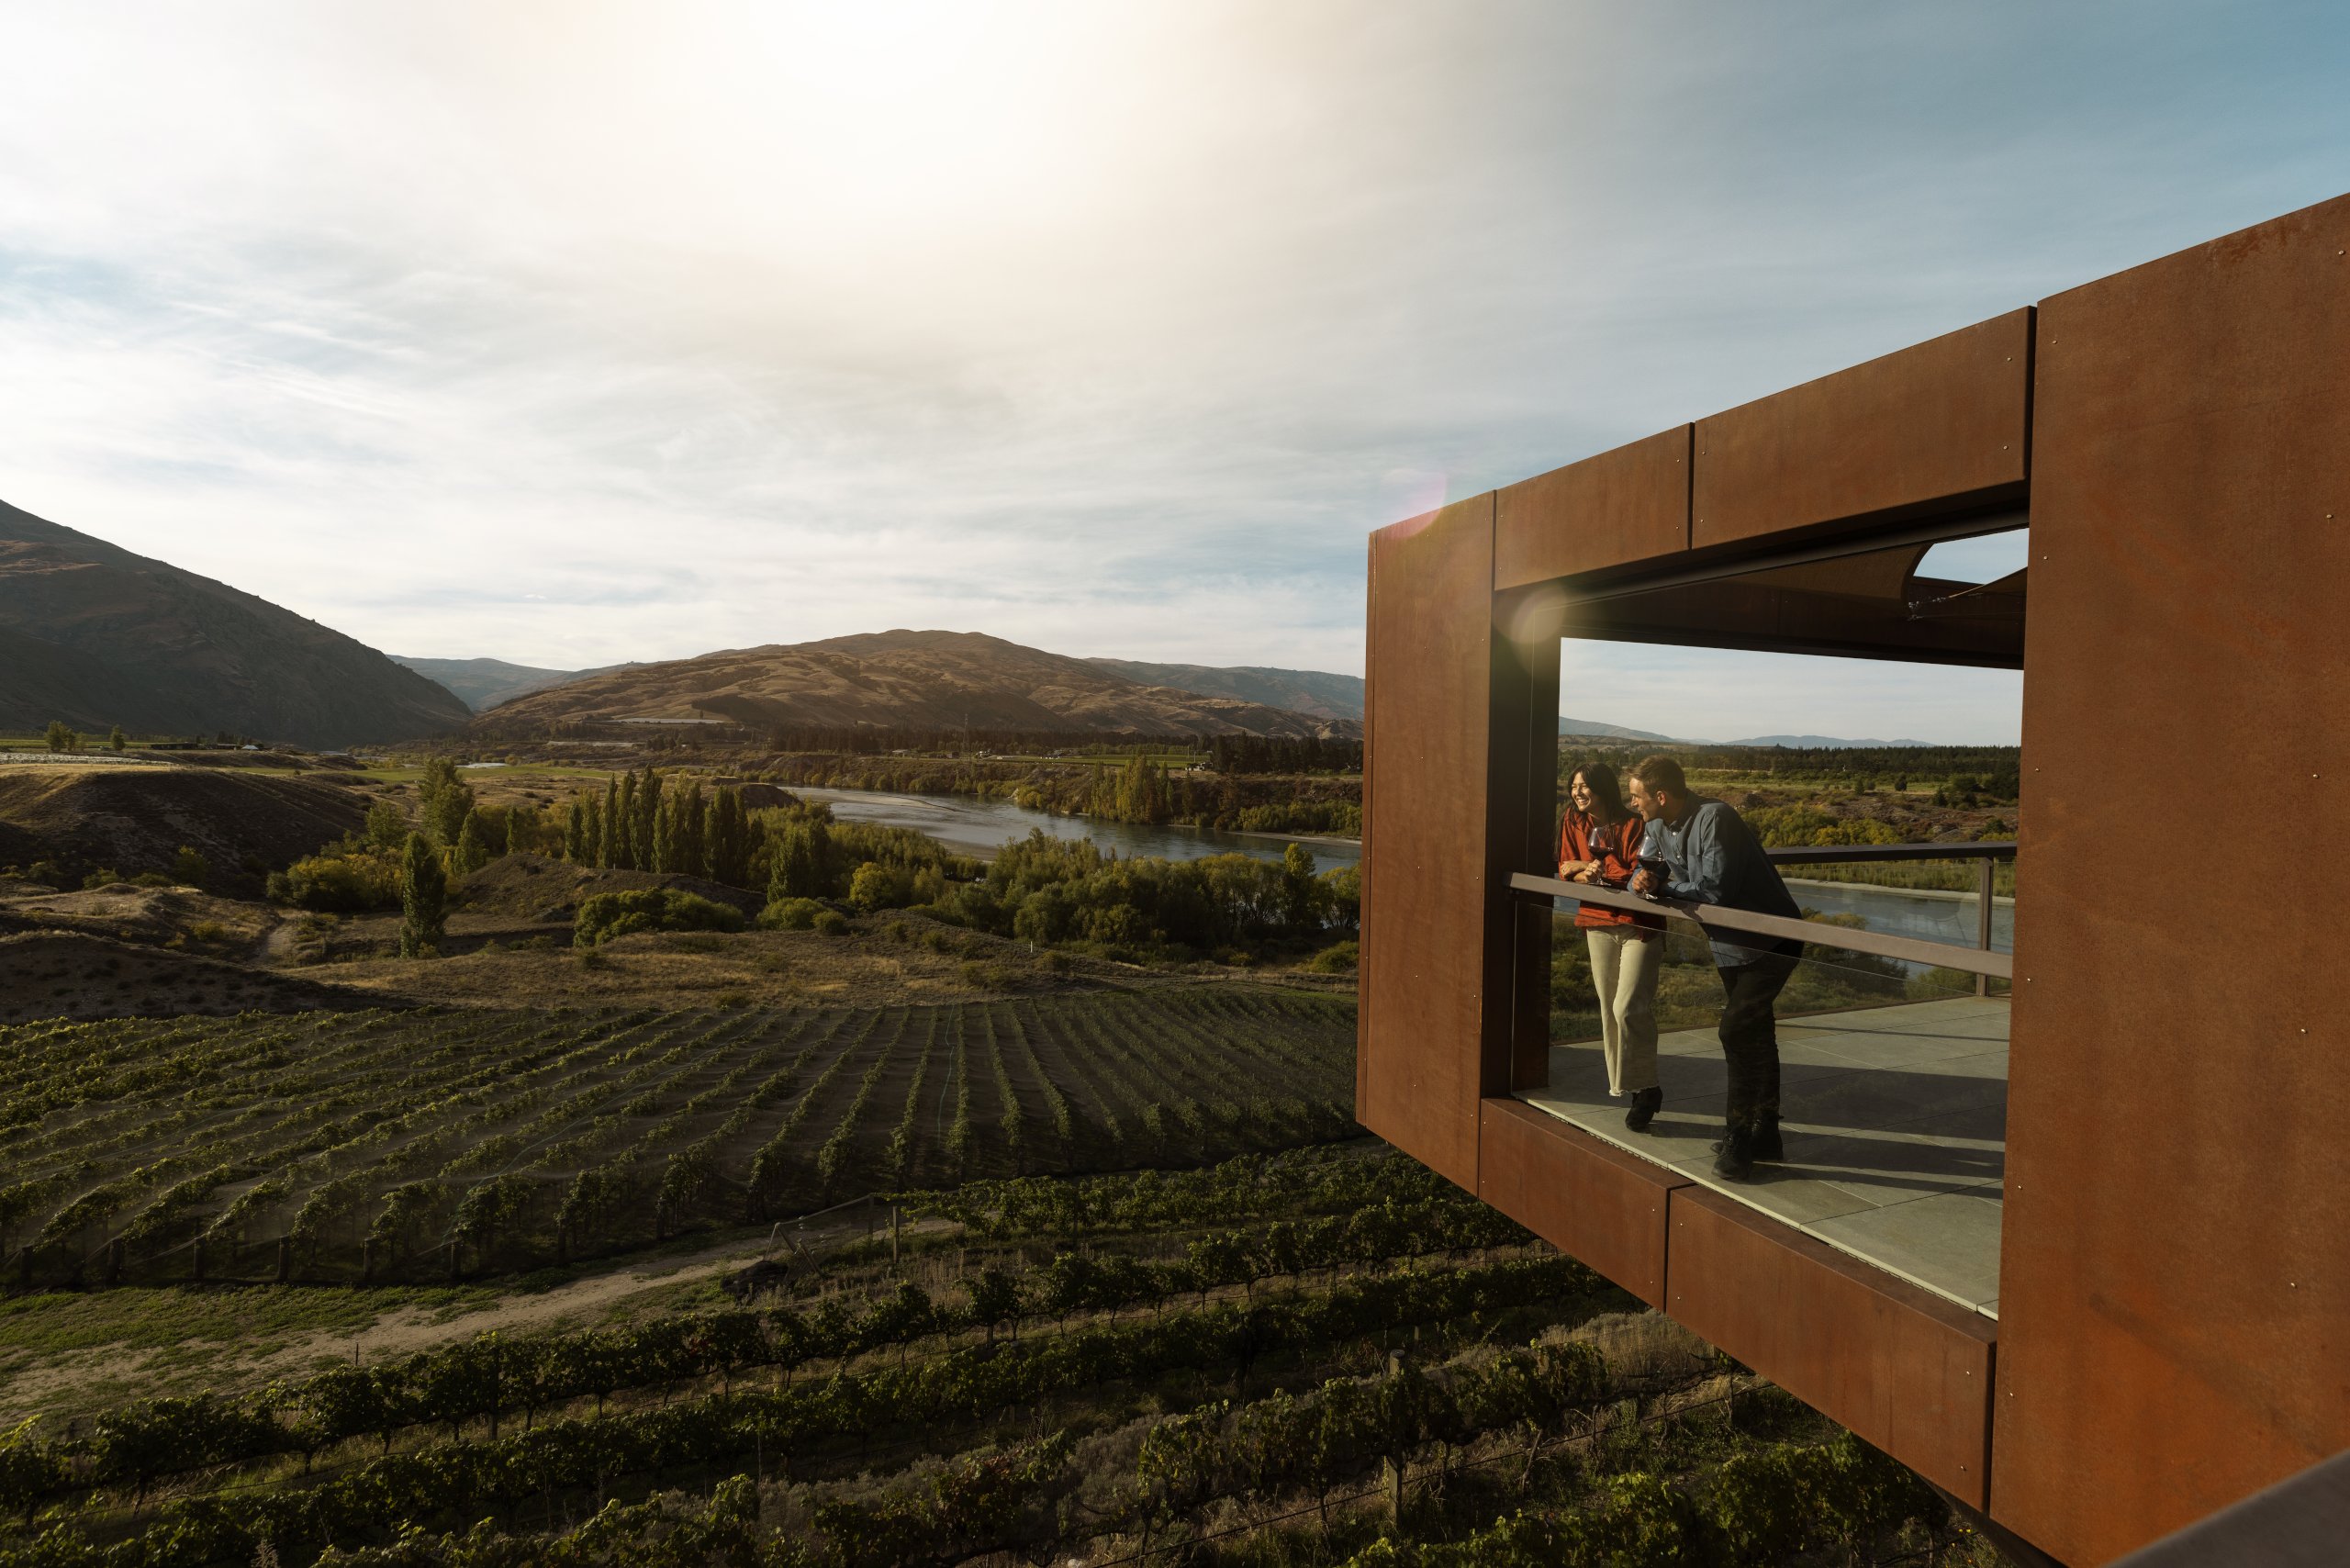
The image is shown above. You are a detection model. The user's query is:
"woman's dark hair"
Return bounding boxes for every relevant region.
[1570,761,1627,823]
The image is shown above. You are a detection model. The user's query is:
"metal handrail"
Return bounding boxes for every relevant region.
[1509,870,2013,980]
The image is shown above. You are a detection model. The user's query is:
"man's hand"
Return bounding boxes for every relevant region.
[1571,866,1597,884]
[1630,867,1660,896]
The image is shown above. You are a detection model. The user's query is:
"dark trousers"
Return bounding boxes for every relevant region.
[1718,952,1798,1128]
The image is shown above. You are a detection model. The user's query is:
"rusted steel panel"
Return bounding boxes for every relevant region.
[1479,1099,1684,1307]
[1996,193,2350,1566]
[1358,495,1499,1191]
[1495,426,1692,588]
[1667,1188,1996,1509]
[1691,309,2031,550]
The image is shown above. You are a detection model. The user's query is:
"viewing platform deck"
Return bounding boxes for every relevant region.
[1518,995,2009,1317]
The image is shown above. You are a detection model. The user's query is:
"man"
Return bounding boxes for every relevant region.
[1626,755,1804,1180]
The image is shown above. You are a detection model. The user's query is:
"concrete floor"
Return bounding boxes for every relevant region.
[1518,995,2009,1317]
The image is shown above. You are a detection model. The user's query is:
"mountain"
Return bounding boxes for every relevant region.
[1721,734,1934,748]
[1084,660,1364,722]
[1558,717,1677,742]
[0,499,471,746]
[467,629,1360,741]
[390,655,632,711]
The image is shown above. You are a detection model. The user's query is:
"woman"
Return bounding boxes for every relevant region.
[1558,762,1666,1131]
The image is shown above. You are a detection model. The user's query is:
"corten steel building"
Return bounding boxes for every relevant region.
[1357,194,2349,1566]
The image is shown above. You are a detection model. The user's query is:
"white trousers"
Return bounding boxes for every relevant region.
[1585,926,1662,1096]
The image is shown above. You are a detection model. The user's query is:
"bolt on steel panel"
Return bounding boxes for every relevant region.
[1692,309,2032,551]
[1995,191,2350,1567]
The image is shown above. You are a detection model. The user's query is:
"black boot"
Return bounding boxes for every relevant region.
[1712,1113,1784,1159]
[1623,1087,1662,1134]
[1713,1122,1757,1181]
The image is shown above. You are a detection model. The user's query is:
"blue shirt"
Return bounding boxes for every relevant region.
[1639,799,1803,968]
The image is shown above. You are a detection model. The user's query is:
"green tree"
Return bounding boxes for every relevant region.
[612,773,637,868]
[564,797,590,862]
[706,787,753,886]
[106,725,127,753]
[363,801,408,853]
[170,846,210,890]
[398,832,447,958]
[42,720,78,754]
[453,810,491,874]
[767,817,831,902]
[417,758,474,845]
[598,776,622,868]
[634,768,663,869]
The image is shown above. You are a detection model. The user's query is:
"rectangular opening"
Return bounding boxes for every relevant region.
[1514,523,2024,1318]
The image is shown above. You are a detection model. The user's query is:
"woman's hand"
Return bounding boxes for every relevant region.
[1571,865,1598,884]
[1558,857,1596,879]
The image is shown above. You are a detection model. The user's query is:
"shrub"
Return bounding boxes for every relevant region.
[848,859,914,913]
[575,890,744,946]
[128,872,172,888]
[81,868,122,890]
[811,911,850,936]
[757,897,825,931]
[170,846,210,888]
[274,852,403,913]
[1305,939,1359,974]
[187,922,229,944]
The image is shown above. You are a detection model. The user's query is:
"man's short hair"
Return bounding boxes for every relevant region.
[1630,754,1687,797]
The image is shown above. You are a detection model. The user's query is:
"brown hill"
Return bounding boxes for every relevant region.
[468,630,1361,741]
[0,763,369,893]
[0,498,472,745]
[0,931,377,1023]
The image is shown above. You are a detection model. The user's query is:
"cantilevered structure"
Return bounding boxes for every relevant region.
[1358,194,2350,1565]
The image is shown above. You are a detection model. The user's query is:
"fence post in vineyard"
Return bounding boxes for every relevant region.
[192,1238,205,1284]
[276,1238,291,1285]
[890,1206,900,1267]
[448,1243,461,1282]
[106,1239,122,1287]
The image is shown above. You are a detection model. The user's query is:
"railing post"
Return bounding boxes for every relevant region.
[1976,857,1996,998]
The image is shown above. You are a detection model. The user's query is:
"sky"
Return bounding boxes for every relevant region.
[3,2,2347,744]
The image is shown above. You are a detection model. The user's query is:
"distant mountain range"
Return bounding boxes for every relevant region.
[1558,717,1676,742]
[1720,734,1934,748]
[464,630,1362,741]
[390,655,635,711]
[0,499,470,746]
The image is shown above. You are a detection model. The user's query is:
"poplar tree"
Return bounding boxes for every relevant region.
[599,777,621,868]
[635,769,664,871]
[454,809,491,874]
[399,832,447,958]
[767,818,831,902]
[706,788,752,887]
[611,774,636,869]
[418,758,475,846]
[564,798,589,862]
[678,779,707,876]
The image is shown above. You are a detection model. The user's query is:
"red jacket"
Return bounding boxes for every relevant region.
[1557,812,1664,932]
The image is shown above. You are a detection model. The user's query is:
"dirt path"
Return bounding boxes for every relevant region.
[258,1207,948,1378]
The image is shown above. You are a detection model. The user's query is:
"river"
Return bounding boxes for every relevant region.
[796,786,2002,956]
[790,786,1361,874]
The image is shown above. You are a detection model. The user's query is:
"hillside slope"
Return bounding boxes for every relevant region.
[0,763,371,892]
[1082,659,1365,722]
[467,629,1360,740]
[0,499,471,745]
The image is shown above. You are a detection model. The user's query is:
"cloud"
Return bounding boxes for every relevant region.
[0,0,2344,741]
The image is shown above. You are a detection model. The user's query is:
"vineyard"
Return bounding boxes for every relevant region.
[0,988,1356,1292]
[0,1148,2000,1567]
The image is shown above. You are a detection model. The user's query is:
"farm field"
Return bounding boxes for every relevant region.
[0,1146,2002,1567]
[0,990,1357,1294]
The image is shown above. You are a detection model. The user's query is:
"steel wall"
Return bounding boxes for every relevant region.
[1995,193,2350,1564]
[1358,496,1503,1190]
